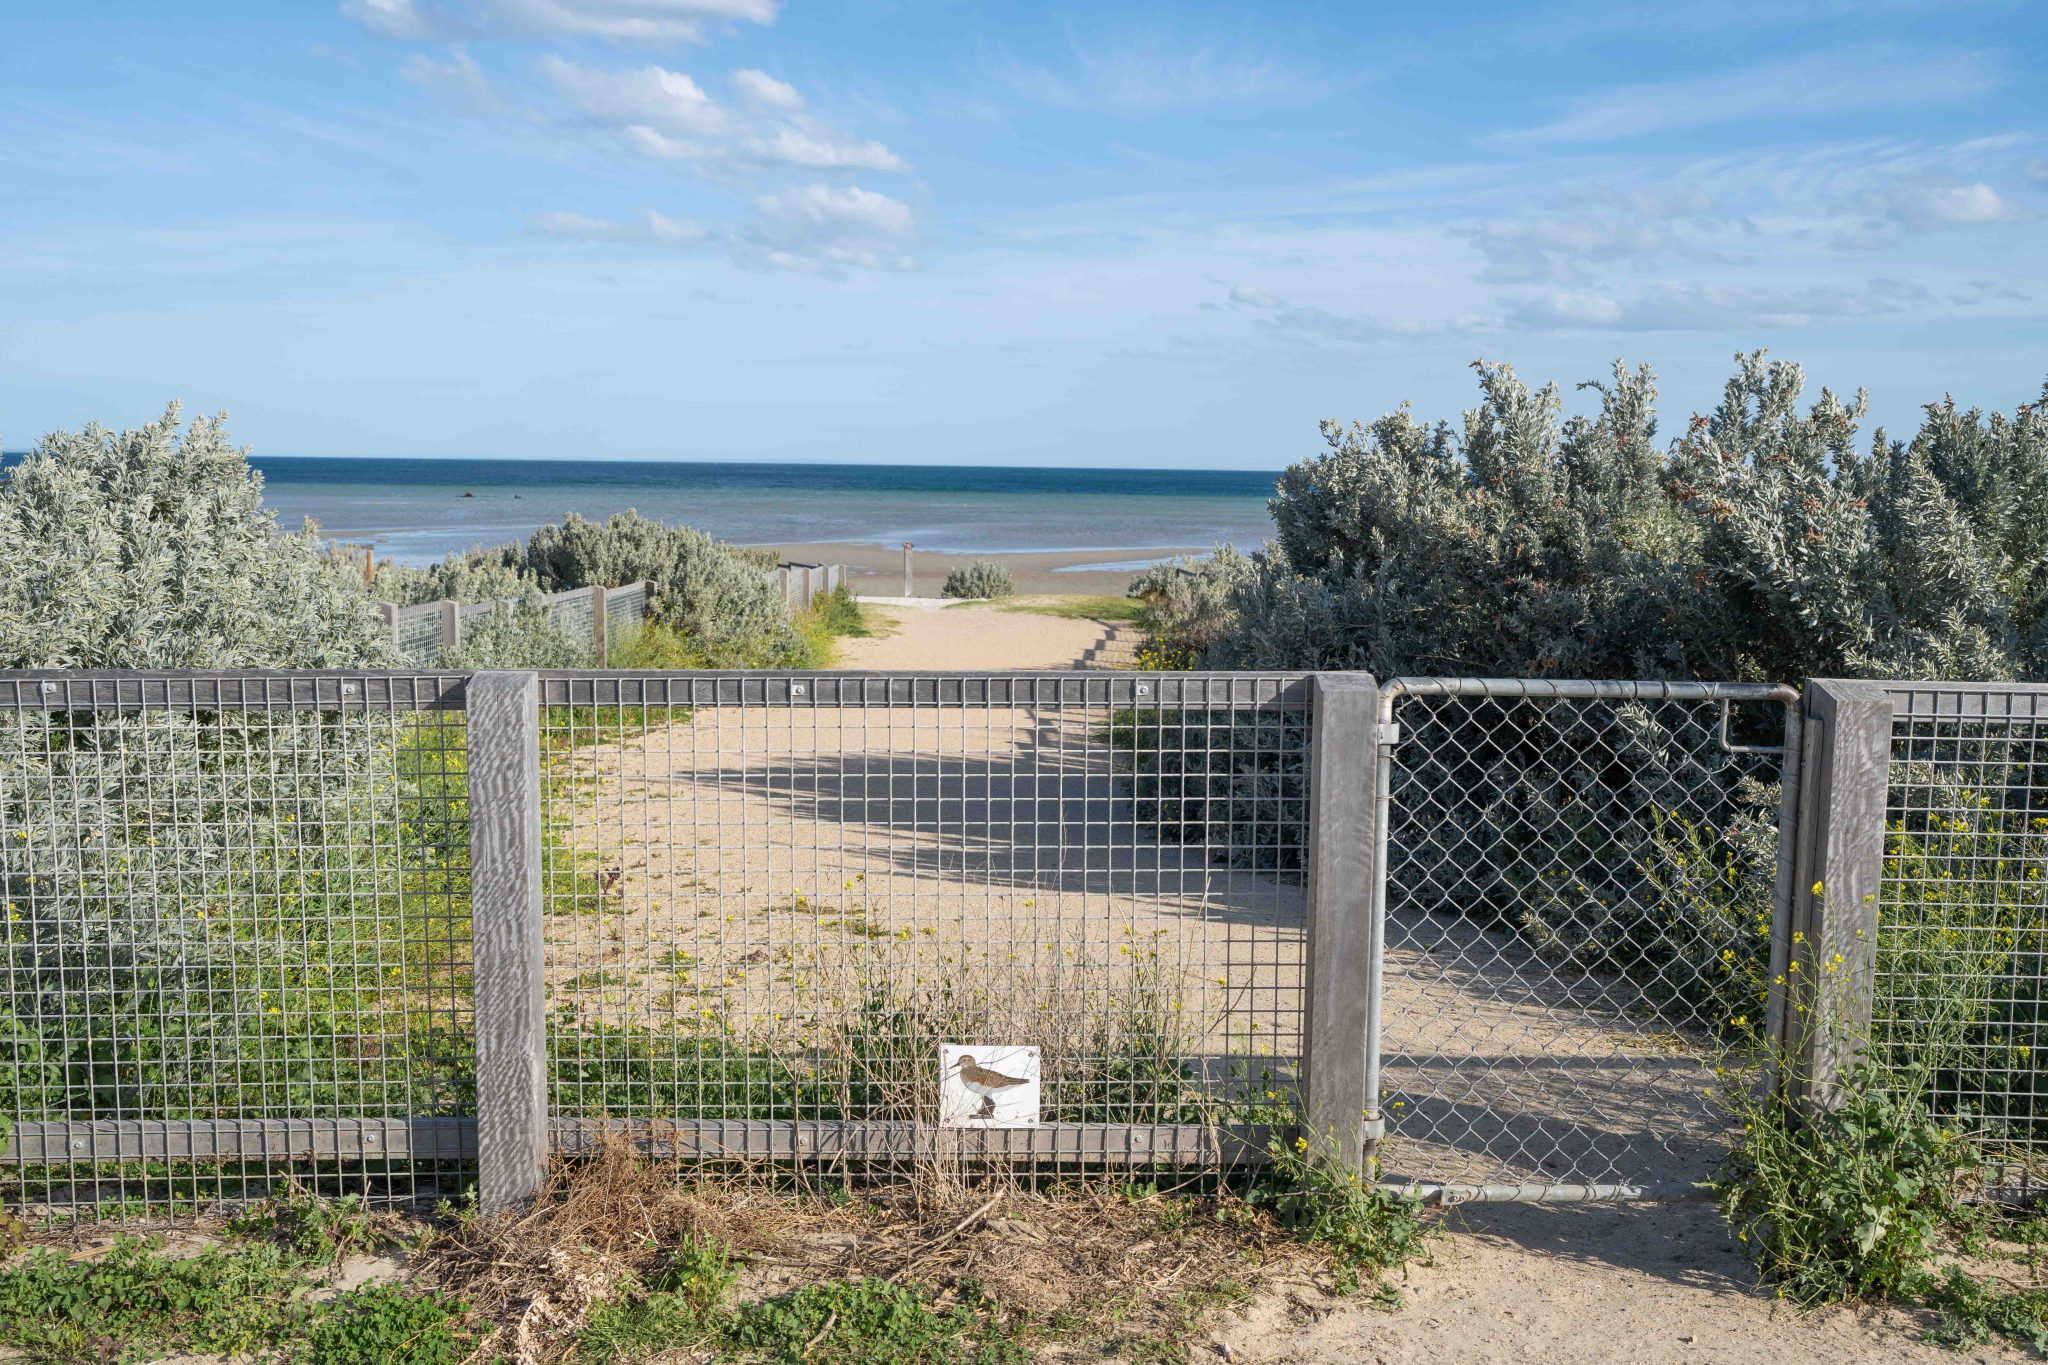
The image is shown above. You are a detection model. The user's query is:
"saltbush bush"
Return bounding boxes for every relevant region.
[941,559,1014,599]
[1149,353,2048,684]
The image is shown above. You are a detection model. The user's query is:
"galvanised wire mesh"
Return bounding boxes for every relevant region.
[1875,685,2048,1166]
[392,608,444,667]
[1373,680,1797,1197]
[534,673,1309,1173]
[549,589,596,644]
[604,583,649,646]
[0,674,475,1220]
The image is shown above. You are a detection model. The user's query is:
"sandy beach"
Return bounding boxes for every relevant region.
[765,541,1214,598]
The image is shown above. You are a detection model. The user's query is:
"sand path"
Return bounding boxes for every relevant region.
[835,601,1133,671]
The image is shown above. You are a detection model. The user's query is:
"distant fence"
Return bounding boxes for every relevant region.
[379,564,841,668]
[773,561,843,612]
[379,581,654,668]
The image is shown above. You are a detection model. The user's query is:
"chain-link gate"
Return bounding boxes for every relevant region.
[1363,680,1800,1200]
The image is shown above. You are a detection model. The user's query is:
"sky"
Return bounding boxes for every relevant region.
[1,0,2044,467]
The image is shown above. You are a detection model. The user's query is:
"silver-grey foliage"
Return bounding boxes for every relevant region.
[0,405,393,670]
[941,559,1014,599]
[1151,354,2048,685]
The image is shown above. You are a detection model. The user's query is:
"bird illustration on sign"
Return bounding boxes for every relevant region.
[939,1044,1041,1128]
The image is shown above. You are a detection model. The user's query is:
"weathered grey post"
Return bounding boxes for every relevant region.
[378,601,398,647]
[901,542,914,597]
[1303,672,1381,1172]
[468,670,548,1211]
[439,599,461,658]
[590,584,608,668]
[1778,679,1893,1115]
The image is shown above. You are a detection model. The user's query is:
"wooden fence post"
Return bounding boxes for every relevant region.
[590,584,608,668]
[439,599,460,658]
[468,670,547,1212]
[1778,679,1893,1115]
[1303,672,1381,1171]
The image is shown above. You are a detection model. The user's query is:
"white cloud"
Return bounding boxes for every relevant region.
[733,68,802,111]
[341,0,777,44]
[542,55,727,135]
[1502,47,1998,145]
[754,183,913,238]
[534,209,708,245]
[343,0,435,39]
[1227,285,1282,310]
[1873,179,2028,229]
[2032,160,2048,186]
[741,125,907,172]
[400,48,501,112]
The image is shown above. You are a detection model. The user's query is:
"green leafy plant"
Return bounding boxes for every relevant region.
[574,1236,740,1362]
[1248,1132,1430,1298]
[1712,1068,1978,1305]
[303,1284,475,1365]
[728,1277,1017,1365]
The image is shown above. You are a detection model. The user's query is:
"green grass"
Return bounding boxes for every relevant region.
[970,594,1145,623]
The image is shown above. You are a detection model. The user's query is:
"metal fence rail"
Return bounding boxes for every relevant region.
[1368,679,1800,1200]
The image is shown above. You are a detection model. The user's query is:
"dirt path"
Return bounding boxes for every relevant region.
[836,602,1121,671]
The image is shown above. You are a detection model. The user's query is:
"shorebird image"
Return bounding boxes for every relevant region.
[954,1054,1030,1119]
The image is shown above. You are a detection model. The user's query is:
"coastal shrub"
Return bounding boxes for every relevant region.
[369,554,537,608]
[0,407,466,1163]
[941,559,1014,599]
[386,511,809,668]
[441,593,592,669]
[0,404,392,669]
[1153,353,2048,683]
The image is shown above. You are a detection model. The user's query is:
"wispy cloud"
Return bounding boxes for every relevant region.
[534,208,707,244]
[399,48,502,113]
[1506,278,1936,330]
[1870,178,2029,229]
[342,0,777,44]
[1501,47,1999,145]
[991,27,1337,115]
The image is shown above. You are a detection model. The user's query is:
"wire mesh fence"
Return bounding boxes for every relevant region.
[534,673,1309,1172]
[0,674,475,1220]
[31,665,2048,1218]
[1874,684,2048,1170]
[1371,680,1799,1197]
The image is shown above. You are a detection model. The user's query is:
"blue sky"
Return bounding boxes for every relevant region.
[2,0,2044,467]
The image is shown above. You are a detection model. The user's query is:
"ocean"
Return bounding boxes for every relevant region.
[245,457,1280,567]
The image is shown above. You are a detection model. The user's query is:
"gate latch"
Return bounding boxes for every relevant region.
[1376,722,1401,748]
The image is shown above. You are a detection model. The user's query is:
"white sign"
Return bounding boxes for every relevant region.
[939,1044,1041,1128]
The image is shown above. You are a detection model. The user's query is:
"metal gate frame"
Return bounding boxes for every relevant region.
[1358,678,1802,1203]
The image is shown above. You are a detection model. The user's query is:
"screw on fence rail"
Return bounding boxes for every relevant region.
[1302,672,1381,1172]
[469,670,548,1212]
[1778,679,1892,1116]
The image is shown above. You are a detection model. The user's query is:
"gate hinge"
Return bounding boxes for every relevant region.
[1360,1116,1386,1140]
[1376,722,1401,748]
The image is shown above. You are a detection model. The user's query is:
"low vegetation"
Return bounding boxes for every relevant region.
[0,1130,1431,1364]
[941,558,1015,600]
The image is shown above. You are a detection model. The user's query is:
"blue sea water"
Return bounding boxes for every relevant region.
[242,457,1280,567]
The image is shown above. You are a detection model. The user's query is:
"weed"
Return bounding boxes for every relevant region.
[0,1235,308,1362]
[1712,1066,1976,1304]
[229,1186,385,1265]
[1248,1132,1430,1297]
[304,1284,476,1365]
[575,1237,740,1362]
[728,1277,1019,1365]
[1922,1265,2048,1353]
